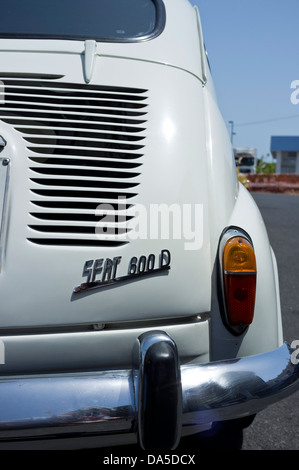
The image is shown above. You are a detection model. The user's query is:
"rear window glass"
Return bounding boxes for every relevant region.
[0,0,165,42]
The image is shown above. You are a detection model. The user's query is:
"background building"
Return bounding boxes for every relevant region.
[271,136,299,174]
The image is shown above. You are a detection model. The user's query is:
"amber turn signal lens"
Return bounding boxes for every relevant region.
[222,236,257,327]
[223,237,256,273]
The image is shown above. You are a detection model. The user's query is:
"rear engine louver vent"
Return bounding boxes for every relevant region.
[0,74,148,247]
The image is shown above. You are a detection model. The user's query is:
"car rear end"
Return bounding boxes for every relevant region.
[0,0,298,450]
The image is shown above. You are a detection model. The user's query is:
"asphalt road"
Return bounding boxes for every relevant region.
[241,192,299,450]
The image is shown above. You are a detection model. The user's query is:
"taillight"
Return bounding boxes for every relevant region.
[220,229,257,334]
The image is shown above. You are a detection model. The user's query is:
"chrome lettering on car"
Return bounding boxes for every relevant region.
[73,249,171,294]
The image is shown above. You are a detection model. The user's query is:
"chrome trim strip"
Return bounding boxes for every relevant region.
[194,6,207,86]
[0,341,298,445]
[0,158,10,272]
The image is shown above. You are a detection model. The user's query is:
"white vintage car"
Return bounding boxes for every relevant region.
[0,0,298,451]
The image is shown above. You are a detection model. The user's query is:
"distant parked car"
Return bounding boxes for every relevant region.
[0,0,298,450]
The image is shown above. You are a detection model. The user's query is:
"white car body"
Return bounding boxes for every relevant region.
[0,0,298,450]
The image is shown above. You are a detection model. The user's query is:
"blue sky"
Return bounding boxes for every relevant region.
[191,0,299,161]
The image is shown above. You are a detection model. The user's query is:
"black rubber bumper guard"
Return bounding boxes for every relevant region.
[135,331,182,450]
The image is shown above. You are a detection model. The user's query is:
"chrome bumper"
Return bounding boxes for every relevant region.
[0,332,298,449]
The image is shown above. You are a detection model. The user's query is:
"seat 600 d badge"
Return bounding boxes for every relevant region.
[73,249,171,294]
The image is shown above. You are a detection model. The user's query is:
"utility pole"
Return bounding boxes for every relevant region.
[229,121,236,145]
